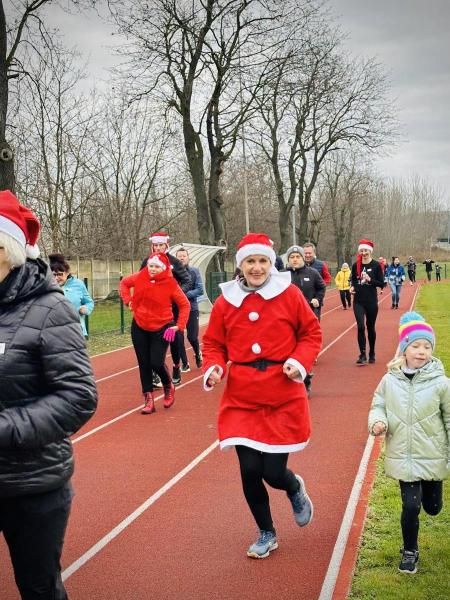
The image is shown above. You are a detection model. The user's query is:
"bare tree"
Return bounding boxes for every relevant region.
[106,0,290,246]
[320,153,373,266]
[85,91,183,258]
[12,41,97,252]
[0,0,61,190]
[253,23,398,250]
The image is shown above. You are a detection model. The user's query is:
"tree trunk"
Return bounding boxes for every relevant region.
[279,204,291,252]
[0,5,14,191]
[209,148,226,244]
[183,118,214,245]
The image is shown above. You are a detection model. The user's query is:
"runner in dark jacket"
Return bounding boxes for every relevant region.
[0,190,97,600]
[284,245,324,396]
[350,239,385,365]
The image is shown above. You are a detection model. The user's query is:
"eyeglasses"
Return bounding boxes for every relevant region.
[52,271,65,276]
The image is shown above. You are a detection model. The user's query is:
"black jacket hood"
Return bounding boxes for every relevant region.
[0,259,62,306]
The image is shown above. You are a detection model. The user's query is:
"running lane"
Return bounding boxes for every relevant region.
[1,284,405,599]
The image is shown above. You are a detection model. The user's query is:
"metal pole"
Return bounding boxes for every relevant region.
[238,49,250,234]
[292,205,296,245]
[242,123,250,234]
[83,277,90,339]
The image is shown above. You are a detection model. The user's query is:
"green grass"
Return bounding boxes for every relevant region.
[348,281,450,600]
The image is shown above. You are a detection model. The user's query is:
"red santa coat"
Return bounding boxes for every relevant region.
[202,273,322,453]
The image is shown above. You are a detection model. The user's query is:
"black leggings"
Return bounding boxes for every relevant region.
[178,309,201,365]
[399,480,443,551]
[131,320,171,392]
[169,304,181,366]
[339,290,351,308]
[407,270,416,283]
[0,482,72,600]
[353,301,378,356]
[236,446,299,532]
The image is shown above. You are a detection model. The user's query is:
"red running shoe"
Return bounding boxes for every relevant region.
[141,391,156,414]
[163,383,175,408]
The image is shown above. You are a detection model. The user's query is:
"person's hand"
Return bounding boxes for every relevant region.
[163,326,178,342]
[372,421,386,436]
[79,306,88,315]
[283,363,300,380]
[128,301,133,310]
[350,286,355,294]
[311,298,319,308]
[207,367,222,387]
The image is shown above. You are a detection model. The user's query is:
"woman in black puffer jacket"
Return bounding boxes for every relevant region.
[0,190,97,600]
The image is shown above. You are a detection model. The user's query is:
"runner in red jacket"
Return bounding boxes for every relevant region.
[202,233,322,560]
[120,252,190,414]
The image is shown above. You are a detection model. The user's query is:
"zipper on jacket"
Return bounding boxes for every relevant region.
[407,378,415,481]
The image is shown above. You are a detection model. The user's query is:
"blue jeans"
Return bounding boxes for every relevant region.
[389,282,402,306]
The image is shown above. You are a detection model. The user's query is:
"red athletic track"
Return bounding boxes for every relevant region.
[0,284,419,599]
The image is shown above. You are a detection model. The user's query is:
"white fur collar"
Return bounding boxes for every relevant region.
[219,272,292,307]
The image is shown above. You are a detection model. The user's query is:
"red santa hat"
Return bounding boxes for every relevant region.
[0,190,40,258]
[235,233,276,267]
[147,252,169,271]
[149,231,170,246]
[357,239,374,252]
[356,239,374,277]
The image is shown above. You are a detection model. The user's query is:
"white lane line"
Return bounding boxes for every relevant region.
[317,435,375,600]
[62,440,219,581]
[72,373,205,444]
[321,304,343,317]
[94,342,203,384]
[317,287,419,599]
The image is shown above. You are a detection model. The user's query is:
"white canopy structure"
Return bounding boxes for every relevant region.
[170,242,227,312]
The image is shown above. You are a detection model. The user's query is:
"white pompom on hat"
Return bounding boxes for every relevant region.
[235,233,276,267]
[0,190,40,258]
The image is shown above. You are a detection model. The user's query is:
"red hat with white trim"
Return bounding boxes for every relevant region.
[147,252,169,271]
[0,190,40,258]
[358,239,374,252]
[235,233,276,267]
[149,232,170,245]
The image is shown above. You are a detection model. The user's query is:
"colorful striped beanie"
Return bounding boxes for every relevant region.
[399,311,435,353]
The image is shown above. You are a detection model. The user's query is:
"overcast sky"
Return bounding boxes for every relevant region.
[31,1,450,203]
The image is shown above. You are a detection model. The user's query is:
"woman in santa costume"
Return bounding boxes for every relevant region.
[350,239,385,365]
[202,233,322,559]
[120,252,190,414]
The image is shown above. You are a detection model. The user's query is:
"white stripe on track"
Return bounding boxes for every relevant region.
[72,373,205,444]
[317,284,420,599]
[61,440,219,581]
[317,435,375,600]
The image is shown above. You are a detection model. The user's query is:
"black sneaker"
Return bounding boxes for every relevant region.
[172,366,181,385]
[356,354,367,365]
[195,352,203,368]
[181,363,191,373]
[152,373,163,388]
[368,355,376,364]
[398,549,419,574]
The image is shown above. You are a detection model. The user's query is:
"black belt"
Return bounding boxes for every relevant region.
[233,359,284,372]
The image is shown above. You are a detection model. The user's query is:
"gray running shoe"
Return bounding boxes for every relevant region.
[247,530,278,559]
[288,475,314,527]
[398,549,419,574]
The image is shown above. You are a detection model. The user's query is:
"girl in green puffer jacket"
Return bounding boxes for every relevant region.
[369,311,450,574]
